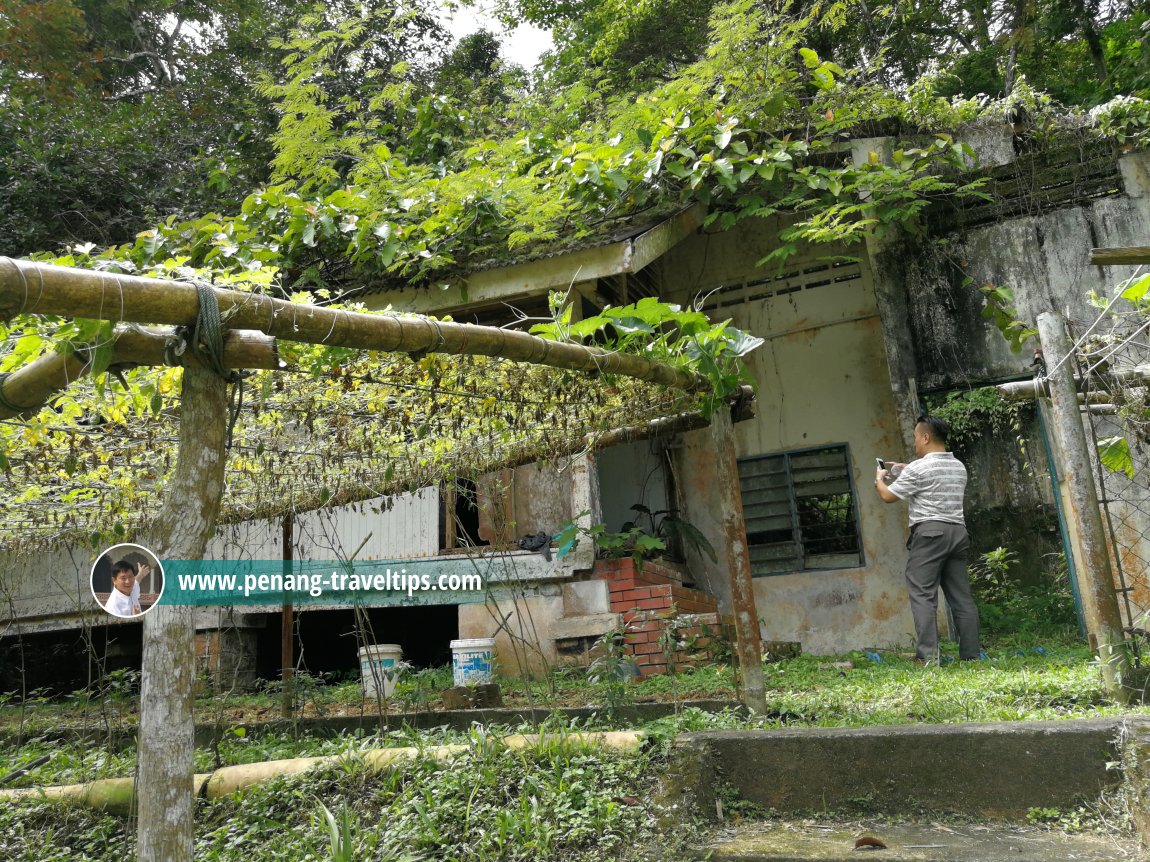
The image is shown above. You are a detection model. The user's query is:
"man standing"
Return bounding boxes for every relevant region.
[104,560,143,617]
[875,415,980,664]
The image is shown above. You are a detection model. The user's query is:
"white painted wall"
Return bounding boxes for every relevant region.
[662,216,916,654]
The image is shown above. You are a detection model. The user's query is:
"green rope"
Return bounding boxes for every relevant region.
[187,281,250,449]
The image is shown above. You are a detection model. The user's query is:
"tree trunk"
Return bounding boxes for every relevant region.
[137,366,230,862]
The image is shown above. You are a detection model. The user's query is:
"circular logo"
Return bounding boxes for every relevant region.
[91,543,164,618]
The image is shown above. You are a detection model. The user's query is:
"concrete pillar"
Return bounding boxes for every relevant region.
[1037,311,1130,701]
[673,407,765,712]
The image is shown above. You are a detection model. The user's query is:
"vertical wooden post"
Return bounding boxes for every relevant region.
[707,407,766,714]
[1036,311,1130,702]
[138,366,229,862]
[281,512,294,719]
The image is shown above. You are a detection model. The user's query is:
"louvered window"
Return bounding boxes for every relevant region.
[738,445,864,575]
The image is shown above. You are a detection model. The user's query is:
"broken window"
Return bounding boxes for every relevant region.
[737,445,864,575]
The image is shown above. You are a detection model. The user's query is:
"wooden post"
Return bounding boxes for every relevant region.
[707,407,766,714]
[138,366,230,862]
[1036,312,1130,702]
[281,513,294,719]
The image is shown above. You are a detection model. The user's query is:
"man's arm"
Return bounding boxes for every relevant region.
[875,466,900,503]
[135,562,151,583]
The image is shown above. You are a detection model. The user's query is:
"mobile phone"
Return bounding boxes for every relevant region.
[876,458,886,470]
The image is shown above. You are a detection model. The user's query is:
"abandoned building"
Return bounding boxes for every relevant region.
[2,125,1149,692]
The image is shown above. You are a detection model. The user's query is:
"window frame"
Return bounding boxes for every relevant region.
[737,443,866,577]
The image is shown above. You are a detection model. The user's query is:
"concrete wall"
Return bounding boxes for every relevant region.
[870,147,1150,624]
[596,440,670,533]
[661,217,915,654]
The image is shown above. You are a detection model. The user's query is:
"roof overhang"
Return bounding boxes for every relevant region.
[364,203,705,315]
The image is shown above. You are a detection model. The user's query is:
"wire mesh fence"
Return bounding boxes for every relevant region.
[1069,315,1150,642]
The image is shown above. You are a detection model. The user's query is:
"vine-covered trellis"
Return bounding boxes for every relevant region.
[0,258,760,556]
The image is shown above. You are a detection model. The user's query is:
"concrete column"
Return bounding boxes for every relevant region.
[674,407,765,713]
[1037,311,1130,701]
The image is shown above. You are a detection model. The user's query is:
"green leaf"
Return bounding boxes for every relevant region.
[799,47,820,69]
[1098,436,1135,478]
[1119,274,1150,303]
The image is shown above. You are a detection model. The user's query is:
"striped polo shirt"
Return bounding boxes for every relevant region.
[888,451,967,527]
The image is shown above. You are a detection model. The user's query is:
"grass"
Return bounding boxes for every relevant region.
[3,634,1148,861]
[0,726,680,862]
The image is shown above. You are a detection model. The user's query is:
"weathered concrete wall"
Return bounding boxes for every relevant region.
[597,440,670,534]
[662,217,915,654]
[953,409,1063,583]
[882,150,1150,392]
[457,590,564,677]
[869,147,1150,612]
[673,718,1132,819]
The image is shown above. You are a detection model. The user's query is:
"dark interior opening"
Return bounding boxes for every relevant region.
[256,604,459,681]
[453,478,487,548]
[0,624,143,696]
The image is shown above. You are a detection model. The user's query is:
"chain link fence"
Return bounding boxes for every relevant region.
[1069,315,1150,642]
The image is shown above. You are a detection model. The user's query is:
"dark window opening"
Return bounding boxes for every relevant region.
[738,444,864,575]
[439,478,488,551]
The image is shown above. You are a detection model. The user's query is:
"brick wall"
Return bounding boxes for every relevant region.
[593,558,734,676]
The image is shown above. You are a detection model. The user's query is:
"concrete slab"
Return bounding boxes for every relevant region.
[703,822,1143,861]
[676,719,1140,819]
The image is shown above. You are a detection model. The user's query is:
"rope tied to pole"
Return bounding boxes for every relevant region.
[169,280,251,449]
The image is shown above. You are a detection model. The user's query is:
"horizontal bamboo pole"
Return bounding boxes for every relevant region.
[1090,247,1150,266]
[0,731,643,816]
[997,365,1150,402]
[0,326,281,420]
[0,259,705,392]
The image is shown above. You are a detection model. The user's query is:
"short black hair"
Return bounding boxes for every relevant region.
[915,414,951,446]
[111,560,136,577]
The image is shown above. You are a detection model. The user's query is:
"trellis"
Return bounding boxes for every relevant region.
[0,257,767,862]
[0,259,718,554]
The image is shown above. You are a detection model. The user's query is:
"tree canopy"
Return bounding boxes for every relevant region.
[1,0,1149,552]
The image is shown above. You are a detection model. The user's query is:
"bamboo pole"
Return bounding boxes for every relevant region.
[0,732,643,816]
[0,326,281,420]
[1090,247,1150,266]
[0,259,705,392]
[1036,312,1130,702]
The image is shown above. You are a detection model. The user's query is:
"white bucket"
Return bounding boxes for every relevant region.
[358,643,403,699]
[450,638,496,686]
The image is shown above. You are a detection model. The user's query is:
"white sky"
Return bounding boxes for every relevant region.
[440,2,553,70]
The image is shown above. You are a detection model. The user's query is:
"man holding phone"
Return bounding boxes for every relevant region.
[874,415,980,665]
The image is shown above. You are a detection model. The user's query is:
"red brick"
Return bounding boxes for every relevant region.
[627,620,661,633]
[637,597,670,610]
[633,641,666,655]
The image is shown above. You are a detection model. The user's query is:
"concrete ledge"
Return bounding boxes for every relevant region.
[0,699,743,749]
[551,612,620,640]
[675,718,1143,820]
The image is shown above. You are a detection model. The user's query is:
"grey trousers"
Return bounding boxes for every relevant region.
[905,520,980,661]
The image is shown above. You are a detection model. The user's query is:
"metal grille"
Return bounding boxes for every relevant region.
[702,260,864,312]
[1069,317,1150,633]
[926,139,1123,234]
[738,445,864,575]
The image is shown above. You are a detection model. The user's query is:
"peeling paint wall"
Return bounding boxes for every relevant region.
[661,216,916,654]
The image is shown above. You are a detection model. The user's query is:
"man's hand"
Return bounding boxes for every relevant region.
[874,467,899,503]
[136,563,152,582]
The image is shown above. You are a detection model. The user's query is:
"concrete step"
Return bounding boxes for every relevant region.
[702,822,1143,861]
[670,719,1136,819]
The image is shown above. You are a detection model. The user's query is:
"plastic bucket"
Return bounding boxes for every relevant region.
[358,643,403,699]
[450,638,496,686]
